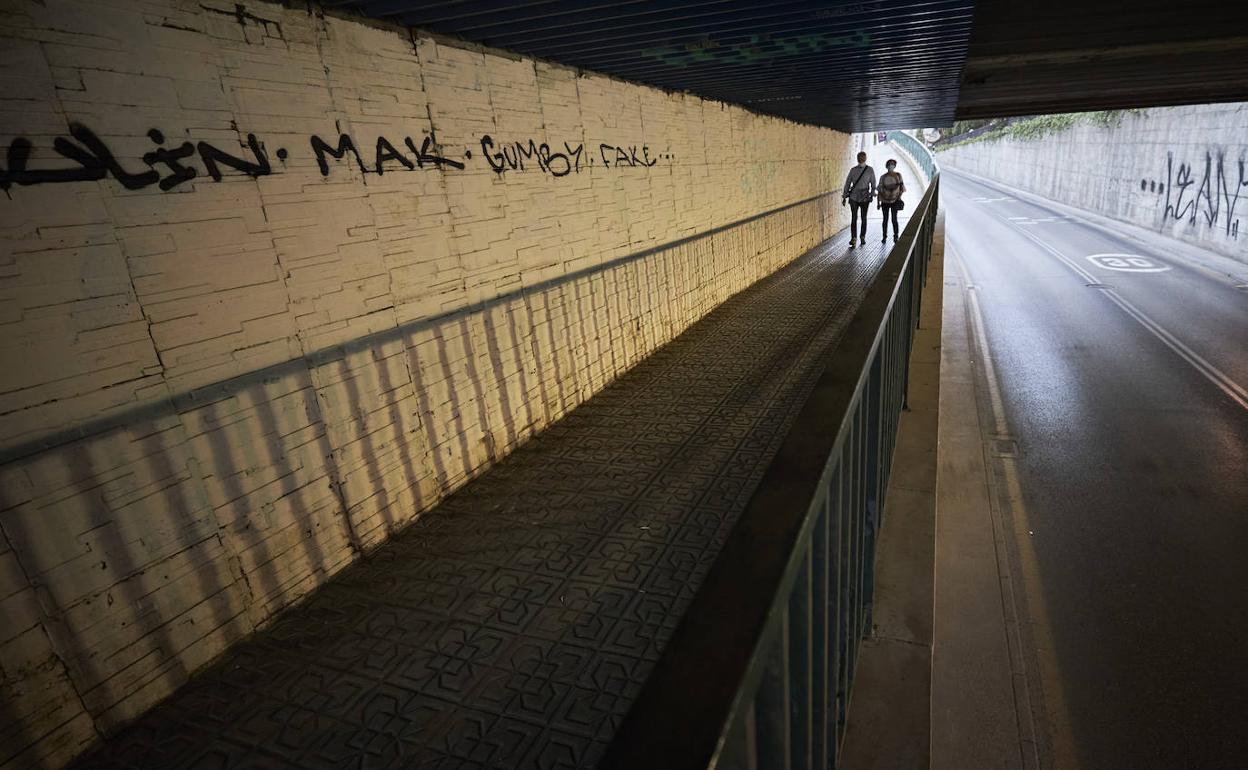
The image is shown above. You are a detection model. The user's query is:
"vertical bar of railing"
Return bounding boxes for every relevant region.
[863,353,882,622]
[849,405,863,679]
[789,548,813,770]
[837,450,851,741]
[885,311,897,487]
[902,253,917,409]
[855,403,862,657]
[757,624,790,769]
[719,706,750,770]
[813,501,830,769]
[829,459,844,750]
[746,703,760,770]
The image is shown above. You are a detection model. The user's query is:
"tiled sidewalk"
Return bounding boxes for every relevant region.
[73,227,897,770]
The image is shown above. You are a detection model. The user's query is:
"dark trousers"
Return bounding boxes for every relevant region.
[881,202,900,238]
[849,201,869,240]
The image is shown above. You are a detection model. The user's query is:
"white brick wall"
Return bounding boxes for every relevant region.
[937,104,1248,263]
[0,2,853,766]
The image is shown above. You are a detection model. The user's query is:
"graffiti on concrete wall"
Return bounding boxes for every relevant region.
[310,133,466,177]
[0,122,672,195]
[479,136,584,177]
[475,137,669,177]
[1141,151,1248,240]
[0,123,274,192]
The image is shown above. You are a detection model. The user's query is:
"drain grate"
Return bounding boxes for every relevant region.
[990,438,1020,457]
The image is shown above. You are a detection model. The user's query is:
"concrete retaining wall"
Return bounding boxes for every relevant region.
[937,103,1248,263]
[0,2,852,766]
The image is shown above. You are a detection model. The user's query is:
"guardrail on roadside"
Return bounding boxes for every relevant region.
[891,129,938,184]
[600,171,942,770]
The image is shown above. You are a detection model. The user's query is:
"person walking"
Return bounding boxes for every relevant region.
[877,158,906,243]
[842,151,875,248]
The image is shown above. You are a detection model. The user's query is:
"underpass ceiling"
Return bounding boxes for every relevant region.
[326,1,1248,131]
[325,0,977,132]
[957,1,1248,120]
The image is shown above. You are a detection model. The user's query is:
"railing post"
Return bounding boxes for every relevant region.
[756,629,791,768]
[789,549,814,770]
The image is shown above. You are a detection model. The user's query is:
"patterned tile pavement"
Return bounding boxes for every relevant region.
[72,229,897,769]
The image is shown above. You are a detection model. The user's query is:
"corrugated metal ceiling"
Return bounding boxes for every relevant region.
[956,1,1248,120]
[324,0,976,132]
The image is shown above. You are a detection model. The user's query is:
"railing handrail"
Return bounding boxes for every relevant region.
[599,174,941,770]
[891,129,938,183]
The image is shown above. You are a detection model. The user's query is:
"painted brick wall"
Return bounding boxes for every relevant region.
[937,103,1248,263]
[0,1,853,766]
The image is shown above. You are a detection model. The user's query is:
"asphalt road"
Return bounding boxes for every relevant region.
[943,169,1248,769]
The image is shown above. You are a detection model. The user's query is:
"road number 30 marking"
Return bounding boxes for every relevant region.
[1086,254,1171,273]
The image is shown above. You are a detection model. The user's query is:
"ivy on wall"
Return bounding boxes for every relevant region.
[938,109,1145,150]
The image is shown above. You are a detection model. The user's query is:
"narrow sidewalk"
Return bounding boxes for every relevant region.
[930,238,1039,770]
[838,210,943,770]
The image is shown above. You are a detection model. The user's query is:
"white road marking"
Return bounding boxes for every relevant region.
[948,167,1248,289]
[1086,254,1172,273]
[990,216,1248,410]
[948,238,1067,770]
[1008,215,1080,226]
[952,250,1006,434]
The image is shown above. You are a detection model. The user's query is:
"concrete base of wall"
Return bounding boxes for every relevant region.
[928,232,1041,770]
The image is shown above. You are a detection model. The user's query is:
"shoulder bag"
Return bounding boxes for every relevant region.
[888,173,905,210]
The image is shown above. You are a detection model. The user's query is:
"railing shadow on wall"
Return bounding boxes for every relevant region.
[0,187,841,752]
[599,175,941,770]
[0,189,840,469]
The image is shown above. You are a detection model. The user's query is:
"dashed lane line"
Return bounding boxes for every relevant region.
[961,193,1248,411]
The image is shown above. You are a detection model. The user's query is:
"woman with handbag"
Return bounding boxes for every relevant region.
[877,159,906,243]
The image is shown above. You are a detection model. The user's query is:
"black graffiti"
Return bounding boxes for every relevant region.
[480,135,584,177]
[0,123,279,193]
[312,132,464,177]
[406,135,465,171]
[144,129,197,190]
[1160,151,1247,240]
[198,133,270,182]
[598,143,657,169]
[0,122,157,191]
[57,123,159,189]
[1164,155,1196,222]
[375,136,412,173]
[2,135,103,190]
[3,122,656,195]
[311,133,367,176]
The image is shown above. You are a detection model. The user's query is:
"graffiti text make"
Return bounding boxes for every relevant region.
[1,123,671,195]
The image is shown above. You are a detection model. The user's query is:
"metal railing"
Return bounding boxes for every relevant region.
[600,173,941,770]
[891,130,937,183]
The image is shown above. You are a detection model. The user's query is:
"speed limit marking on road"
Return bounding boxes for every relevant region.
[1086,254,1172,273]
